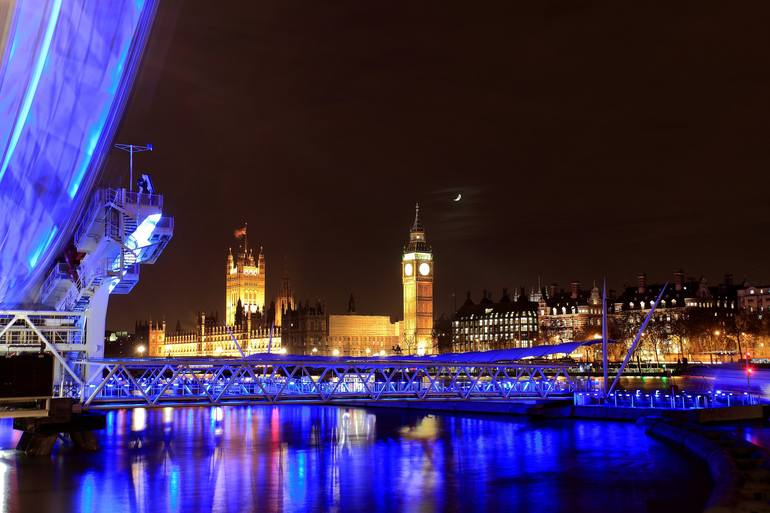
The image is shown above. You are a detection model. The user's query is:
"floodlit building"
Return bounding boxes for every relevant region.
[156,204,432,357]
[612,271,740,361]
[613,271,739,317]
[153,235,286,357]
[538,281,603,343]
[282,296,401,357]
[402,204,434,355]
[225,232,266,325]
[150,312,281,357]
[451,289,538,352]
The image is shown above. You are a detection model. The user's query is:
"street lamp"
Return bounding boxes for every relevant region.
[115,143,153,192]
[136,344,146,355]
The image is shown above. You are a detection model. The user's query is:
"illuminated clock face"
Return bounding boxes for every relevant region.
[419,262,430,276]
[404,263,413,276]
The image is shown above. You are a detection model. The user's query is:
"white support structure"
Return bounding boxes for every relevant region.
[0,310,86,392]
[71,357,577,408]
[1,186,173,402]
[35,187,173,364]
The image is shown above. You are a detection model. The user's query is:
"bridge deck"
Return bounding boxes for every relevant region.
[65,357,576,408]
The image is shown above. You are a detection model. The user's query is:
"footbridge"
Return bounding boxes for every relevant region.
[2,307,605,411]
[70,355,580,408]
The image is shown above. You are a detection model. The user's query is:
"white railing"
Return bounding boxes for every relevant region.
[40,263,72,303]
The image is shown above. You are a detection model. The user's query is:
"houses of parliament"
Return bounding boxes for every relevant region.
[148,206,434,357]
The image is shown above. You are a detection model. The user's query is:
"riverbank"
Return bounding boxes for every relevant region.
[641,417,770,512]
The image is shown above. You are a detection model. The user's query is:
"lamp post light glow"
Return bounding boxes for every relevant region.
[136,344,146,355]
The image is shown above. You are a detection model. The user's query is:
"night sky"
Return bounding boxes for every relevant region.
[105,1,770,331]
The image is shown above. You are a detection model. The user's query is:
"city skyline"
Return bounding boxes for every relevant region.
[105,1,770,330]
[2,3,769,511]
[108,208,767,331]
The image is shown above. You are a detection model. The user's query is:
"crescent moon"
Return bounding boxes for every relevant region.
[453,193,462,202]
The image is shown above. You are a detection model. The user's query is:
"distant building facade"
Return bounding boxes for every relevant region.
[282,298,401,356]
[612,271,740,361]
[738,283,770,318]
[152,207,437,358]
[538,281,602,343]
[451,289,538,352]
[149,312,281,357]
[150,227,287,357]
[105,323,153,358]
[613,271,738,318]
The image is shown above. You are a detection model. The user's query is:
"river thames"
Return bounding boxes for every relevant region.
[0,405,710,513]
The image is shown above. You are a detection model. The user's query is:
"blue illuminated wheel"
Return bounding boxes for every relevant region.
[0,0,158,304]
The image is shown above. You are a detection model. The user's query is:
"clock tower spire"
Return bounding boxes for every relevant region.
[402,203,434,355]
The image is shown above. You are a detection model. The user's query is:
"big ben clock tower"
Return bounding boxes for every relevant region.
[402,203,433,355]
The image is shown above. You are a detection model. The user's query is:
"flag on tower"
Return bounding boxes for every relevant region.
[234,225,247,238]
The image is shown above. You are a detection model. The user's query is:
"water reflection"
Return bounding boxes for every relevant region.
[0,405,710,513]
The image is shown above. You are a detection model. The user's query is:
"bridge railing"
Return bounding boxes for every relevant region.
[65,358,577,407]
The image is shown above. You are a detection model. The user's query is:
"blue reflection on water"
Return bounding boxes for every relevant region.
[79,472,95,513]
[0,406,710,513]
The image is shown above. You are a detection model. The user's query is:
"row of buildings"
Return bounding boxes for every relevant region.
[444,272,770,362]
[144,205,434,358]
[131,204,769,363]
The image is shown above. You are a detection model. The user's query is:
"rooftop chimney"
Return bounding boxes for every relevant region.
[637,273,647,294]
[570,281,580,299]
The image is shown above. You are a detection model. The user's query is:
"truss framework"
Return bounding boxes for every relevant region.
[68,358,576,407]
[0,310,84,349]
[0,310,86,392]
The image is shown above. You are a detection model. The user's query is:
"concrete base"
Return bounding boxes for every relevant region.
[15,431,58,457]
[12,398,105,456]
